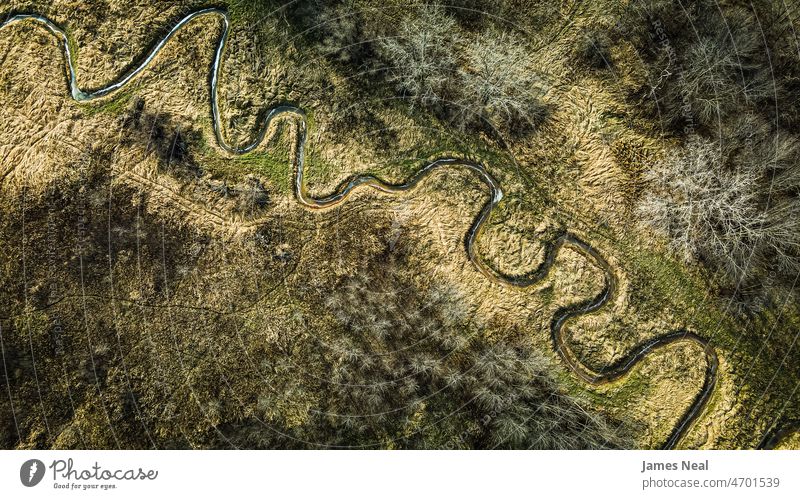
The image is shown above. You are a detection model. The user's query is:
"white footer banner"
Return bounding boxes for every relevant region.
[1,450,798,498]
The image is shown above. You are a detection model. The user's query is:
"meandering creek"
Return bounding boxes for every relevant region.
[2,7,746,449]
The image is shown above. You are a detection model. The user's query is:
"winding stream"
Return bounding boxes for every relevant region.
[1,7,726,449]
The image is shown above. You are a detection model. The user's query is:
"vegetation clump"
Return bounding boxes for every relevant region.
[299,255,629,449]
[377,5,547,134]
[639,129,800,306]
[623,1,800,309]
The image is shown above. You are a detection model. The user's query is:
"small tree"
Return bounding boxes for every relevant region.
[378,5,460,106]
[317,3,373,66]
[455,30,548,133]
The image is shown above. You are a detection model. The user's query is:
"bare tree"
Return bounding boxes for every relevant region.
[637,131,800,300]
[676,8,772,127]
[623,2,773,132]
[317,2,372,66]
[376,8,548,135]
[234,176,270,214]
[638,138,764,277]
[455,29,548,133]
[378,5,460,106]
